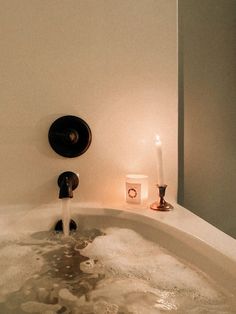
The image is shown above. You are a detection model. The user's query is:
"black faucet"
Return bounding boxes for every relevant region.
[58,171,79,199]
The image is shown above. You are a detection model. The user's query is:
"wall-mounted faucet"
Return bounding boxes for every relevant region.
[58,171,79,199]
[48,115,91,233]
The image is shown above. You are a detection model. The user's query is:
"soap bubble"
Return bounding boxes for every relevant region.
[93,300,119,314]
[80,259,95,273]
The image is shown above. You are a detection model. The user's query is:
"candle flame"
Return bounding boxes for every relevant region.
[155,134,161,143]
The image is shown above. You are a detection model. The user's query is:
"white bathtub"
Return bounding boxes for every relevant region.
[2,201,235,296]
[0,202,236,291]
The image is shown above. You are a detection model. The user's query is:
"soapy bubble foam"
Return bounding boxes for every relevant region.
[0,226,234,314]
[81,228,218,296]
[80,227,234,313]
[0,244,44,302]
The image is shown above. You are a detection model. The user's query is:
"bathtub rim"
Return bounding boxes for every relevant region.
[1,201,235,262]
[72,202,236,260]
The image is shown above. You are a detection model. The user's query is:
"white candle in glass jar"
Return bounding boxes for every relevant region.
[125,174,148,205]
[155,135,164,186]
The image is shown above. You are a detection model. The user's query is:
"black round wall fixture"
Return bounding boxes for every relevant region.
[48,115,92,158]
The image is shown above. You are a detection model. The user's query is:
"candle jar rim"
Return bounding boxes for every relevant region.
[126,174,148,179]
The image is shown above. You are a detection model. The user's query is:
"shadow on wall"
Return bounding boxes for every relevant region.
[178,0,236,238]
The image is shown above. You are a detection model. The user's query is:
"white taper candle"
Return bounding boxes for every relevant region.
[155,135,164,186]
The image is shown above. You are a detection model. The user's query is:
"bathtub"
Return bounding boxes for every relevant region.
[0,202,236,313]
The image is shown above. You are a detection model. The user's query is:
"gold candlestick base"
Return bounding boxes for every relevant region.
[150,184,173,211]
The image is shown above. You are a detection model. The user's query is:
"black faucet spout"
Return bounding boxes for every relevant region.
[59,176,73,198]
[58,171,79,199]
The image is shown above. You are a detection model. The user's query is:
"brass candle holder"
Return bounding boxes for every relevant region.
[150,184,173,211]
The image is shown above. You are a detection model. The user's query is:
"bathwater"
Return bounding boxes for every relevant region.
[0,226,235,314]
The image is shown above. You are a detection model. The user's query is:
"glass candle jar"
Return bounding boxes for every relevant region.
[125,174,148,205]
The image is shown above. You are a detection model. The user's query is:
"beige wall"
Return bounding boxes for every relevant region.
[179,0,236,237]
[0,0,177,210]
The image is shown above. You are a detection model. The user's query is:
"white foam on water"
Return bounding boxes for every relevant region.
[0,244,44,302]
[81,228,217,295]
[80,259,95,273]
[21,301,62,313]
[80,227,232,313]
[93,300,119,314]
